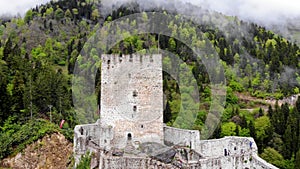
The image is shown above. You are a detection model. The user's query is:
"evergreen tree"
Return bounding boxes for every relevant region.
[258,107,264,117]
[283,108,299,159]
[296,149,300,169]
[249,120,256,139]
[272,101,285,135]
[283,124,293,159]
[235,124,240,136]
[296,97,300,112]
[240,115,247,128]
[163,101,172,123]
[281,103,290,131]
[267,105,273,119]
[3,37,12,60]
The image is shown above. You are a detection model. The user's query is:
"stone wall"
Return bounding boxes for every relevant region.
[197,153,278,169]
[163,126,200,150]
[74,122,100,165]
[99,156,178,169]
[197,136,257,158]
[74,121,114,165]
[100,54,164,149]
[73,53,278,169]
[97,149,278,169]
[74,122,101,155]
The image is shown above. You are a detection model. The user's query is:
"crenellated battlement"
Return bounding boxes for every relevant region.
[101,54,160,70]
[100,54,164,150]
[74,54,278,169]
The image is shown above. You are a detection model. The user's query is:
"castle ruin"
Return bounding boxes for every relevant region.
[74,54,278,169]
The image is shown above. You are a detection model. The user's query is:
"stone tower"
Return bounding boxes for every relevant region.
[100,54,164,149]
[74,54,278,169]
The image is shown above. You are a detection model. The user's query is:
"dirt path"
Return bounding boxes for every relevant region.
[236,92,300,112]
[236,92,300,106]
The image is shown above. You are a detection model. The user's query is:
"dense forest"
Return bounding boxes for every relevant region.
[0,0,300,168]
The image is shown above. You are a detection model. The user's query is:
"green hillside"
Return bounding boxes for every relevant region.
[0,0,300,168]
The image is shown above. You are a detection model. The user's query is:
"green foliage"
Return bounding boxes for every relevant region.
[255,116,273,151]
[295,150,300,169]
[76,152,92,169]
[24,10,33,23]
[0,119,59,159]
[229,80,244,92]
[1,1,300,168]
[260,147,288,169]
[55,8,64,20]
[221,122,236,137]
[226,87,238,104]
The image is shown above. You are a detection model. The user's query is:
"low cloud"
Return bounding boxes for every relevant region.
[0,0,50,17]
[2,0,300,26]
[1,0,300,41]
[195,0,300,26]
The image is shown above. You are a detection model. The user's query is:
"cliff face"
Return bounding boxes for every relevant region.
[0,133,73,169]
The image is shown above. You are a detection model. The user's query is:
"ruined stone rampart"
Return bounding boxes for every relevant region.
[74,54,278,169]
[74,122,101,154]
[197,136,257,158]
[197,153,278,169]
[99,156,178,169]
[163,126,200,150]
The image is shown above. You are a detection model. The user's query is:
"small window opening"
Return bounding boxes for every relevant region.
[140,55,143,63]
[224,149,227,156]
[150,56,153,62]
[141,125,144,128]
[129,55,133,62]
[119,54,122,62]
[127,133,132,141]
[104,139,107,143]
[107,60,110,69]
[133,106,137,111]
[133,90,138,97]
[234,147,237,151]
[80,127,83,135]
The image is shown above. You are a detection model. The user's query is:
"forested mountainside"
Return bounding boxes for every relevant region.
[0,0,300,168]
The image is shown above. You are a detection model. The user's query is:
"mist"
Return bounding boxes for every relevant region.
[0,0,50,17]
[2,0,300,28]
[101,0,300,42]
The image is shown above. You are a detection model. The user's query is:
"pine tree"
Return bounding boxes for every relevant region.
[249,120,256,139]
[240,115,247,128]
[235,125,240,136]
[258,107,264,117]
[281,103,290,131]
[163,101,172,123]
[272,101,285,135]
[296,97,300,112]
[283,124,293,159]
[283,108,299,159]
[296,149,300,169]
[267,105,273,118]
[49,21,53,32]
[3,37,12,60]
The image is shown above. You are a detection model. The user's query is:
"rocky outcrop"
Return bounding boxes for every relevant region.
[0,133,73,169]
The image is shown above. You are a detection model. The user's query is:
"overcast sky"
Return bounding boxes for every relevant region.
[195,0,300,25]
[0,0,50,17]
[1,0,300,26]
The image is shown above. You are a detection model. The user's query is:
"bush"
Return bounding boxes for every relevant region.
[76,152,92,169]
[0,119,59,159]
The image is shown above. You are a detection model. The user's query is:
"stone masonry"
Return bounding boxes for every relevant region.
[74,54,278,169]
